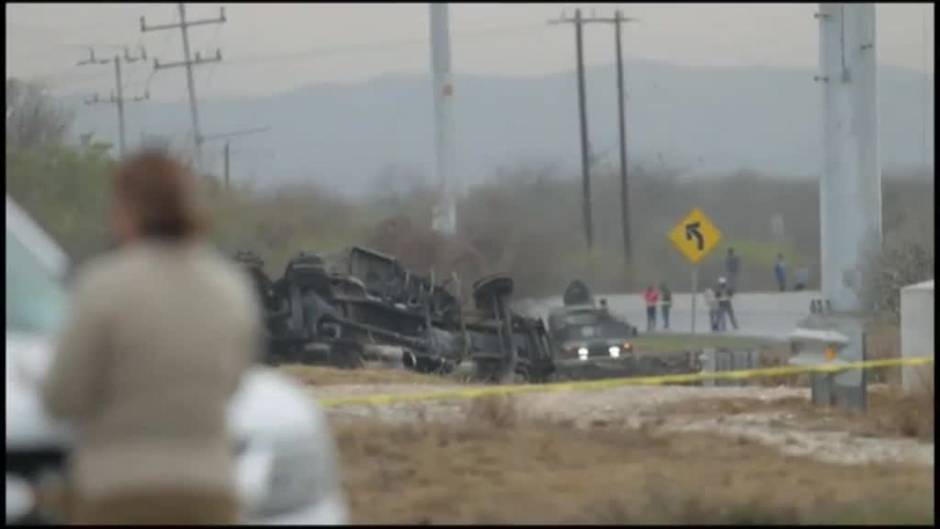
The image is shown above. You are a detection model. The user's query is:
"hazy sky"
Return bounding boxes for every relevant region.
[6,2,935,102]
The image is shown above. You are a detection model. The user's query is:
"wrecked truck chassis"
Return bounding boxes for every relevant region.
[239,248,556,382]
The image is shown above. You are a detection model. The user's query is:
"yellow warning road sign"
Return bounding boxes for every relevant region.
[668,208,722,264]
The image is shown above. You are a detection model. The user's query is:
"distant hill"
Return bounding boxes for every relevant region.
[57,60,934,197]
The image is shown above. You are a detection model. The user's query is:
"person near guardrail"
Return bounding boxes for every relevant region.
[774,253,787,292]
[644,284,659,332]
[41,150,257,524]
[715,277,738,331]
[659,283,672,330]
[703,287,719,332]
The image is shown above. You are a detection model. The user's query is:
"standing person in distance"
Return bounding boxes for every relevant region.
[726,247,741,295]
[703,287,720,332]
[659,282,672,331]
[643,284,659,333]
[715,277,738,331]
[774,253,787,292]
[41,150,260,524]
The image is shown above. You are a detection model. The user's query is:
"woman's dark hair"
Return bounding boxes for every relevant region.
[114,150,203,239]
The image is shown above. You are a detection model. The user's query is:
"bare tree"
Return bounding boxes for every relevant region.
[5,78,74,150]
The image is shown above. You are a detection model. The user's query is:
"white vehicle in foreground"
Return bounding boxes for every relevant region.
[5,196,348,525]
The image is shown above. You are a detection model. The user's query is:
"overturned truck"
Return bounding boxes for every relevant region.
[234,247,555,382]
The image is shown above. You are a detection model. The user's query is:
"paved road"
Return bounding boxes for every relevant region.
[516,291,820,341]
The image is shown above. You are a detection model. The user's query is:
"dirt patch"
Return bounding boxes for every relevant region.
[333,401,934,524]
[653,385,935,442]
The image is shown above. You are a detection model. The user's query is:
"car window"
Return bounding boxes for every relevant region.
[5,228,67,335]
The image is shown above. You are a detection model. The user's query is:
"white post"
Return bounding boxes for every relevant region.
[430,3,457,236]
[901,280,934,395]
[817,3,882,312]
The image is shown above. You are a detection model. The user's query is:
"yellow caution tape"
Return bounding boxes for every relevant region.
[319,356,934,408]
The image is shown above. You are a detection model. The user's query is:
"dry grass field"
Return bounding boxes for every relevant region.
[333,396,934,524]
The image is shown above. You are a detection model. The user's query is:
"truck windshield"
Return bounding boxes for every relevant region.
[564,313,601,326]
[5,228,67,336]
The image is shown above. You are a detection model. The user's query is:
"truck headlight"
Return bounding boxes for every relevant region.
[577,347,589,360]
[608,346,621,358]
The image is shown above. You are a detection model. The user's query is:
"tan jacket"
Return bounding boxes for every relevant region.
[42,240,260,500]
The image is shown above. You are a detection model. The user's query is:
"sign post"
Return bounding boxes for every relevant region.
[691,266,697,334]
[668,208,722,334]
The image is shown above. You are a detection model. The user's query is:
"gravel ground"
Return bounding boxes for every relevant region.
[313,383,934,468]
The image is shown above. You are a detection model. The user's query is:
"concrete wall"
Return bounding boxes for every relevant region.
[900,280,934,395]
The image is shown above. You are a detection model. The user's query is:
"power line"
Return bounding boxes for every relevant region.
[221,22,549,66]
[201,22,224,92]
[19,20,548,92]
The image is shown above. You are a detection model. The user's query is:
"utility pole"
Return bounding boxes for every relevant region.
[549,10,639,273]
[614,10,634,270]
[815,3,881,312]
[550,9,594,255]
[78,46,149,158]
[429,3,458,237]
[142,4,226,174]
[224,141,230,188]
[201,126,271,189]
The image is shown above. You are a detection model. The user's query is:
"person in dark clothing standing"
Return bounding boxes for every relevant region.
[726,248,741,295]
[715,277,738,331]
[659,283,672,330]
[643,285,659,332]
[774,254,787,292]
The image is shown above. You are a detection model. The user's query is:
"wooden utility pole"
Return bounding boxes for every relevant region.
[223,141,230,188]
[142,4,226,173]
[614,10,634,270]
[549,9,594,254]
[201,126,271,188]
[78,46,149,158]
[549,10,638,276]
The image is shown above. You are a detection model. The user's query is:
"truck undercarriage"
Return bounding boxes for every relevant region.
[234,247,555,383]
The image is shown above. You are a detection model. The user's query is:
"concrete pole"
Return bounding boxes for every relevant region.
[430,3,457,236]
[817,3,882,313]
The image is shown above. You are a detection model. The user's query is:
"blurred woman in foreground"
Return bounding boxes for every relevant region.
[41,150,260,524]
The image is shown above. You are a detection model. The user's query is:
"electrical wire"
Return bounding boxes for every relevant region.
[221,22,550,67]
[20,18,549,95]
[201,21,224,92]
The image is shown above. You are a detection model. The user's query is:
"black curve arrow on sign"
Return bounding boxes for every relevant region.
[685,221,704,251]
